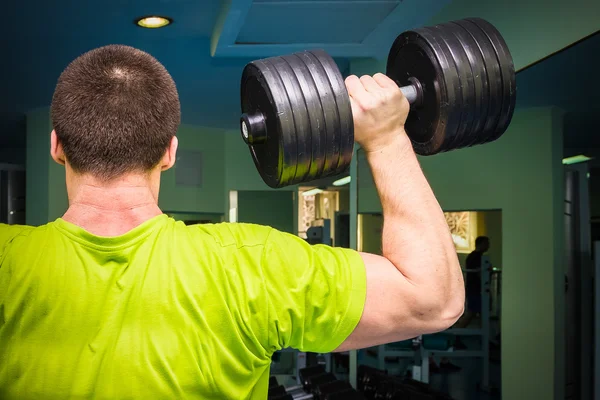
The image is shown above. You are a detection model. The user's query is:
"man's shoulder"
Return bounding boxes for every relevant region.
[0,224,36,242]
[0,224,40,256]
[183,222,274,249]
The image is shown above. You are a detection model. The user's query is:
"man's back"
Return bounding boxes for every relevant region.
[0,216,366,399]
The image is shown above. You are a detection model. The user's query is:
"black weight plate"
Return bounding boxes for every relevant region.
[449,21,489,148]
[428,23,476,151]
[281,53,328,183]
[441,22,485,149]
[410,27,462,153]
[241,60,297,188]
[467,18,516,142]
[269,56,312,184]
[453,19,503,145]
[314,50,354,176]
[387,31,454,155]
[298,51,342,179]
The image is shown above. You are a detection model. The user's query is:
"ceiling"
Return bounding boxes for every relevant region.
[0,0,449,152]
[1,0,598,160]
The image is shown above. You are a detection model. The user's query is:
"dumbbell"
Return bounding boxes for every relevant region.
[357,365,390,398]
[270,376,280,388]
[401,378,452,400]
[269,366,328,400]
[298,365,327,390]
[313,380,352,399]
[240,18,516,188]
[290,366,367,400]
[324,389,367,400]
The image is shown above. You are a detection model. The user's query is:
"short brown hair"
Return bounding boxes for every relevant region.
[51,45,181,180]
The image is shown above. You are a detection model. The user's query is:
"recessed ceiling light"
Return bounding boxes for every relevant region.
[135,16,172,29]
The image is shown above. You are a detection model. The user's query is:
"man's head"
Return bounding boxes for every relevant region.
[50,45,181,182]
[475,236,490,252]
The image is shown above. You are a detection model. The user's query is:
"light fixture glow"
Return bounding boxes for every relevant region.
[302,188,324,197]
[135,16,172,29]
[562,154,593,165]
[333,176,351,186]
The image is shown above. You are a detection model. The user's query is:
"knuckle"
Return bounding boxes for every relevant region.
[375,91,387,103]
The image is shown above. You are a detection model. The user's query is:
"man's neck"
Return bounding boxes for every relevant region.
[62,174,162,237]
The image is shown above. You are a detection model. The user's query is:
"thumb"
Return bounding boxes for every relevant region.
[349,95,361,122]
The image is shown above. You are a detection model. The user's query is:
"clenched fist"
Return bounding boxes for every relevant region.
[345,73,410,153]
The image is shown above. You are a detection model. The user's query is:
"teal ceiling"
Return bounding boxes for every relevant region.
[0,0,450,152]
[1,0,597,157]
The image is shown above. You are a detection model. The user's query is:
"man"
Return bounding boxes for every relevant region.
[0,45,464,399]
[464,236,490,318]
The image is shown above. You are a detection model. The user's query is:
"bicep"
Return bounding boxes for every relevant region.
[334,252,439,352]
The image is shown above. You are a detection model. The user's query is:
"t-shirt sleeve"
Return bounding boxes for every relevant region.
[259,228,367,354]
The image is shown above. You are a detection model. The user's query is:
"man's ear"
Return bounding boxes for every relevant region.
[161,136,179,171]
[50,130,66,166]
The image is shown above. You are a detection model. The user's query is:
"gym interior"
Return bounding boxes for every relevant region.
[1,1,598,399]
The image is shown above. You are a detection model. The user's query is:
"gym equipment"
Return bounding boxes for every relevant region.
[306,372,337,394]
[299,365,328,390]
[357,365,454,400]
[422,333,453,351]
[314,380,353,399]
[268,365,366,400]
[270,376,280,388]
[240,17,516,188]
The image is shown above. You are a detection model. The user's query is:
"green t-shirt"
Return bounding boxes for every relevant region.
[0,215,366,399]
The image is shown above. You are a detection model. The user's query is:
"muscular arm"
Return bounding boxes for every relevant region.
[336,75,464,351]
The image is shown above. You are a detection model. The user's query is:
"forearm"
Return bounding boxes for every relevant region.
[365,131,463,308]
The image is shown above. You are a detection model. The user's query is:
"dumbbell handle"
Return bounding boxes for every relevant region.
[399,77,423,106]
[400,84,418,104]
[294,395,313,400]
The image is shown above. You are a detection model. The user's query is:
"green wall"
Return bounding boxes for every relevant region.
[237,191,295,233]
[358,213,383,255]
[25,108,51,226]
[355,106,565,399]
[25,108,69,226]
[158,125,226,214]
